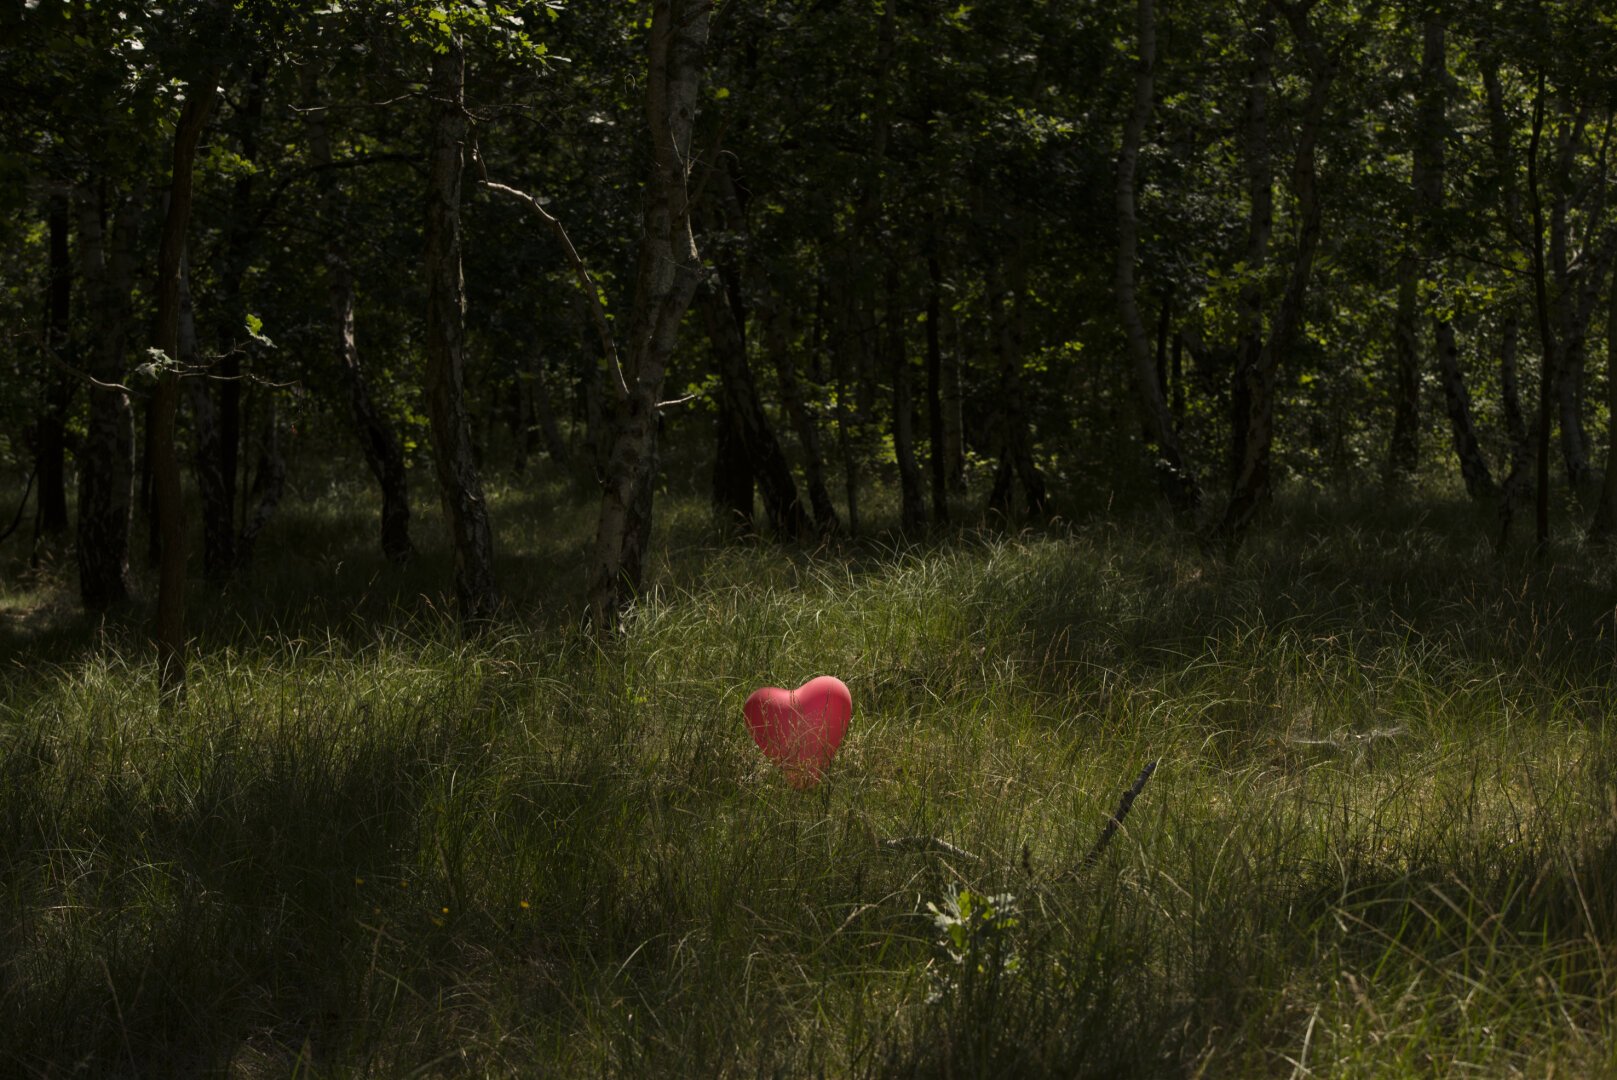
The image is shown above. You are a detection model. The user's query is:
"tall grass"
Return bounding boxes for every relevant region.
[2,473,1617,1076]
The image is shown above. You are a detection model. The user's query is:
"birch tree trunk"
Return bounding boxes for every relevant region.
[1115,0,1201,516]
[75,186,138,611]
[425,36,498,623]
[588,0,712,629]
[152,84,217,697]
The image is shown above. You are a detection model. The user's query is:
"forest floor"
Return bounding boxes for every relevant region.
[3,467,1617,1077]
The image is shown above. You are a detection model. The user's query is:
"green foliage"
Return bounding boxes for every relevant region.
[926,887,1022,1004]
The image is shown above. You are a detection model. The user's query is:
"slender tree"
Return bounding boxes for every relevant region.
[887,260,927,533]
[35,187,73,546]
[152,82,218,696]
[75,186,140,612]
[1417,17,1494,499]
[1116,0,1201,516]
[763,289,839,535]
[305,66,414,563]
[588,0,712,628]
[1590,272,1617,540]
[424,34,498,623]
[1217,1,1334,543]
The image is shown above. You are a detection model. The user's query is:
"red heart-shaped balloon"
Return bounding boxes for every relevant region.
[743,676,853,787]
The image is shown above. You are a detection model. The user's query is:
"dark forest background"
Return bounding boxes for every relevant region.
[5,3,1617,1076]
[2,0,1614,643]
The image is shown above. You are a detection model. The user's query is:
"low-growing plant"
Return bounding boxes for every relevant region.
[926,887,1023,1005]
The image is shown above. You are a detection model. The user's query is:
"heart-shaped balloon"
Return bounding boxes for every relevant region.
[743,676,853,787]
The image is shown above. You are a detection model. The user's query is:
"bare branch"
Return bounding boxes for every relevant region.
[471,146,630,401]
[47,351,144,397]
[655,389,705,409]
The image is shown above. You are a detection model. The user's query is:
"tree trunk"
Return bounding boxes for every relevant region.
[1554,225,1617,496]
[305,66,414,564]
[75,187,138,611]
[1549,180,1589,493]
[1387,247,1421,482]
[925,249,950,524]
[938,261,966,494]
[988,451,1014,517]
[36,187,73,544]
[987,249,1047,516]
[1229,13,1274,494]
[1116,0,1201,516]
[152,85,217,696]
[178,253,236,587]
[334,257,414,563]
[711,397,754,535]
[1483,61,1532,547]
[237,399,286,565]
[1495,312,1534,549]
[588,0,711,629]
[697,276,809,538]
[833,285,862,536]
[887,262,926,533]
[141,398,159,569]
[1526,76,1559,555]
[193,61,268,581]
[1556,344,1591,489]
[425,37,498,623]
[1416,18,1493,499]
[526,354,569,464]
[1590,274,1617,540]
[1172,330,1186,425]
[1218,5,1331,542]
[1434,320,1496,498]
[764,296,838,535]
[574,291,607,482]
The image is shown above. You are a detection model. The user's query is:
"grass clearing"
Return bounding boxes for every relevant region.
[3,475,1617,1076]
